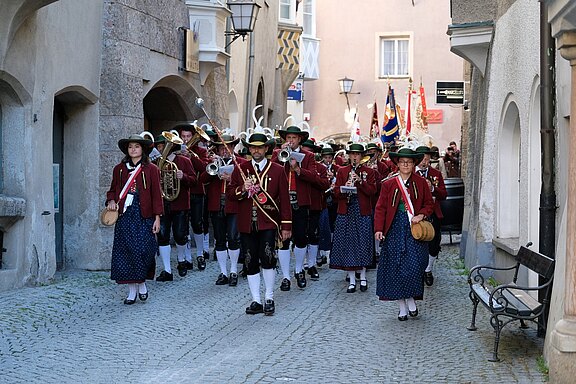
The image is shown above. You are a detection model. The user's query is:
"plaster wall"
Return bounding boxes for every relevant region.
[228,0,281,132]
[472,0,539,257]
[0,0,103,290]
[305,0,463,150]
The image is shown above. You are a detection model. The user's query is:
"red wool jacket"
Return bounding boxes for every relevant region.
[333,165,377,216]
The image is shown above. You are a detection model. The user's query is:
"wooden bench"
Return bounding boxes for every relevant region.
[466,244,555,362]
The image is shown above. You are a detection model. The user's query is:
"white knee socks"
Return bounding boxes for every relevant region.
[193,233,204,257]
[359,267,366,281]
[184,240,193,263]
[228,249,240,274]
[247,273,261,304]
[176,244,186,262]
[262,268,275,300]
[277,249,291,279]
[307,244,318,268]
[159,245,172,273]
[398,299,407,317]
[216,250,228,275]
[137,282,147,295]
[347,271,356,286]
[127,283,137,300]
[203,233,210,252]
[426,255,437,272]
[406,297,417,312]
[294,246,307,274]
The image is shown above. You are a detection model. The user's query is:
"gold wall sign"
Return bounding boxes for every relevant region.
[184,26,199,74]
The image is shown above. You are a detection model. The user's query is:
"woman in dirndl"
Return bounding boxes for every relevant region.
[105,134,163,304]
[329,143,377,293]
[374,147,434,320]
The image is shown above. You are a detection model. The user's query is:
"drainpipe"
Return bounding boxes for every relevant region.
[539,1,556,337]
[244,33,255,131]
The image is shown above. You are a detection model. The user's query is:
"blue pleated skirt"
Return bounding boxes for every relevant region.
[329,196,374,270]
[376,209,428,300]
[110,193,157,283]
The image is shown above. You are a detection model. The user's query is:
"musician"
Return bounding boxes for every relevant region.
[228,132,292,315]
[374,147,434,321]
[177,122,210,271]
[415,145,447,286]
[365,142,391,267]
[155,133,196,282]
[302,139,330,280]
[106,134,163,304]
[329,143,377,293]
[317,146,340,266]
[382,143,398,173]
[272,126,318,291]
[429,145,448,179]
[199,134,246,286]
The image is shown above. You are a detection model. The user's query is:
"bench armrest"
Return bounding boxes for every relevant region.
[468,264,518,287]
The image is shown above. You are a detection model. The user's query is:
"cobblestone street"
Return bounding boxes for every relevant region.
[0,236,546,383]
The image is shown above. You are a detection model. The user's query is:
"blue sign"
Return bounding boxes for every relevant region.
[287,80,303,101]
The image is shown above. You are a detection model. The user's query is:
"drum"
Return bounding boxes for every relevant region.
[100,208,119,226]
[411,220,435,241]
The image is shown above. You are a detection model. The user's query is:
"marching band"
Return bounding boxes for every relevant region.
[106,108,447,321]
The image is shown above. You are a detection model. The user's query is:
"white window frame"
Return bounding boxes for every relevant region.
[279,0,297,23]
[302,0,315,37]
[377,33,413,79]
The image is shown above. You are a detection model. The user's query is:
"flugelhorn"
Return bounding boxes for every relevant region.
[157,131,184,201]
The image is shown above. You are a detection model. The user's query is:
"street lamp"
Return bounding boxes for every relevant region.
[338,76,360,111]
[226,0,261,47]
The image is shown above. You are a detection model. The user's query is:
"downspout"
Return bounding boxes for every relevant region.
[244,33,255,131]
[539,1,556,337]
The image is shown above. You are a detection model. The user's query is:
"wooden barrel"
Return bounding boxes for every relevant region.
[440,177,464,231]
[411,220,435,241]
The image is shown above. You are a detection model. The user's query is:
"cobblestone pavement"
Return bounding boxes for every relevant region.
[0,236,546,383]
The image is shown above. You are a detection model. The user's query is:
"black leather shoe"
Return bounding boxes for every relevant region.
[264,299,275,316]
[307,266,319,280]
[359,280,368,292]
[346,284,356,293]
[155,271,173,282]
[245,301,264,314]
[177,261,188,277]
[424,271,434,286]
[124,297,136,305]
[398,314,408,321]
[215,273,229,285]
[280,278,291,291]
[184,260,194,270]
[296,272,307,288]
[409,308,419,317]
[228,273,238,287]
[197,256,206,271]
[138,292,148,301]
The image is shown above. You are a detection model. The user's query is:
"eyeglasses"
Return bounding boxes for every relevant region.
[397,161,414,166]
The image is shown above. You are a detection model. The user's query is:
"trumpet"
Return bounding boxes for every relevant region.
[206,155,225,176]
[278,147,306,164]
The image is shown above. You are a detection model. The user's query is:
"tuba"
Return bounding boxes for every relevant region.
[157,131,184,201]
[186,123,211,151]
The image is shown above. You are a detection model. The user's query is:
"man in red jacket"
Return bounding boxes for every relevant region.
[155,133,197,282]
[178,123,211,271]
[228,133,292,315]
[415,145,448,286]
[199,134,246,286]
[272,126,318,290]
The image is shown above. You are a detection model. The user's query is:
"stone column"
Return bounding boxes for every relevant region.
[549,30,576,384]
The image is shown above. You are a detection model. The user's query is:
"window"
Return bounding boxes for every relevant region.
[280,0,296,22]
[379,37,410,77]
[302,0,315,36]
